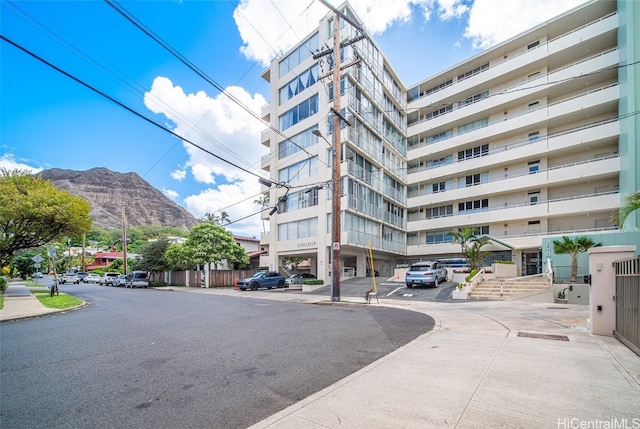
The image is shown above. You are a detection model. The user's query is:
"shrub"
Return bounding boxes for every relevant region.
[303,279,324,285]
[493,260,514,264]
[0,276,7,293]
[465,269,478,283]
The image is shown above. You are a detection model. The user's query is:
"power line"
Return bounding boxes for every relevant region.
[0,34,273,186]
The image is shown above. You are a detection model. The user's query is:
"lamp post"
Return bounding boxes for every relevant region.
[313,129,339,301]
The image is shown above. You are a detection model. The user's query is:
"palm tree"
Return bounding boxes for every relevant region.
[552,236,602,282]
[219,211,230,225]
[616,191,640,228]
[451,228,490,271]
[254,195,270,233]
[451,227,476,256]
[203,212,219,224]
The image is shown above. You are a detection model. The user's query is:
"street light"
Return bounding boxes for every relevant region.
[313,128,340,301]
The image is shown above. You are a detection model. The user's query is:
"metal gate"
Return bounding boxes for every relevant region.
[615,256,640,356]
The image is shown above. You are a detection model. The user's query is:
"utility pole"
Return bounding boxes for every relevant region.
[81,233,86,272]
[330,12,342,302]
[122,204,127,275]
[314,3,365,301]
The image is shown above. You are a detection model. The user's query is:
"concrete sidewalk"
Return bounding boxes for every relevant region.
[175,287,640,429]
[0,281,68,321]
[2,283,639,428]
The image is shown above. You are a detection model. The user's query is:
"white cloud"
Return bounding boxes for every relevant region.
[464,0,589,49]
[171,169,186,181]
[0,153,43,173]
[163,189,179,199]
[232,0,589,66]
[143,76,267,236]
[183,181,263,237]
[144,76,267,184]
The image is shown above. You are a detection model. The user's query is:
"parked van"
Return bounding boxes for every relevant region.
[125,271,148,288]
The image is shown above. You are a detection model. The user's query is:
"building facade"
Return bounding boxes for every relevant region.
[259,0,639,285]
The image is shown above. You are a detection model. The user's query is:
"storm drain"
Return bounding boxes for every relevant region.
[517,332,569,341]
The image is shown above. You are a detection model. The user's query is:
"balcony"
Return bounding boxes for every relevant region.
[407,191,619,232]
[409,153,620,207]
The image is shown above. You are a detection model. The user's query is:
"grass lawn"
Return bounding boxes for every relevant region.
[0,295,4,310]
[31,290,84,309]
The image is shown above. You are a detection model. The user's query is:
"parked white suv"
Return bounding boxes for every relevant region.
[405,261,448,288]
[100,272,119,286]
[60,272,80,284]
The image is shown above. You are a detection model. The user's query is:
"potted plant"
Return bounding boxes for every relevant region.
[555,288,568,304]
[452,282,469,300]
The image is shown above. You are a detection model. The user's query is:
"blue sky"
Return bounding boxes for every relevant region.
[1,0,588,237]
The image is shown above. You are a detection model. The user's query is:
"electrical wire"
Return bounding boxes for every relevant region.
[0,35,274,186]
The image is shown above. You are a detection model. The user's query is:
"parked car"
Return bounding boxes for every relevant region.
[237,271,285,290]
[85,273,101,284]
[285,273,316,286]
[100,272,120,286]
[405,261,448,288]
[60,272,80,284]
[115,274,127,287]
[33,272,43,279]
[77,272,89,283]
[125,271,149,288]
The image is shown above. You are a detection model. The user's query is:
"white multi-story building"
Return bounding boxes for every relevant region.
[259,0,639,285]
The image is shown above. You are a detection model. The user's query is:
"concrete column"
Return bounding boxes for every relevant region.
[588,245,636,336]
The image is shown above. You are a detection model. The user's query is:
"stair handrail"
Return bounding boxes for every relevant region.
[467,268,486,294]
[498,272,552,297]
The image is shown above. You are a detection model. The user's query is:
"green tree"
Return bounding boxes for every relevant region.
[552,236,602,282]
[165,242,192,271]
[0,169,92,267]
[135,238,171,272]
[616,191,640,228]
[177,223,249,269]
[451,227,476,257]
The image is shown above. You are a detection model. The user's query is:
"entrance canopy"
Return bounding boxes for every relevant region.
[476,235,515,250]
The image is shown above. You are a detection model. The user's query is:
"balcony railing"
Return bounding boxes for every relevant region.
[407,117,619,175]
[407,12,617,102]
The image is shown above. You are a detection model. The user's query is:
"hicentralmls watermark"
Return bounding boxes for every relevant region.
[558,418,640,429]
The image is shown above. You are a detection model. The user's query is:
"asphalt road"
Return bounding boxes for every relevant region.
[1,283,434,429]
[293,276,459,303]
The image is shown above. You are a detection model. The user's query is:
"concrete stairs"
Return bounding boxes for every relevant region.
[468,276,551,300]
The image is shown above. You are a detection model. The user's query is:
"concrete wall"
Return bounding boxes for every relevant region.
[588,245,637,336]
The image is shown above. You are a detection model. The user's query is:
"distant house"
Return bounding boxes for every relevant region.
[85,252,124,271]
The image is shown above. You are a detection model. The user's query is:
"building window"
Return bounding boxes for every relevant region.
[279,94,318,131]
[425,205,453,219]
[425,104,453,120]
[463,172,488,187]
[528,190,540,205]
[279,126,318,159]
[278,217,318,240]
[278,157,318,183]
[458,63,489,81]
[458,199,489,213]
[426,230,452,244]
[279,33,319,78]
[279,65,318,105]
[426,129,454,144]
[528,101,539,108]
[528,131,540,141]
[458,91,489,108]
[432,181,445,193]
[527,40,540,49]
[458,144,489,161]
[528,160,540,174]
[458,118,489,135]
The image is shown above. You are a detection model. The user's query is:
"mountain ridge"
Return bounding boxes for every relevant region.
[38,167,199,231]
